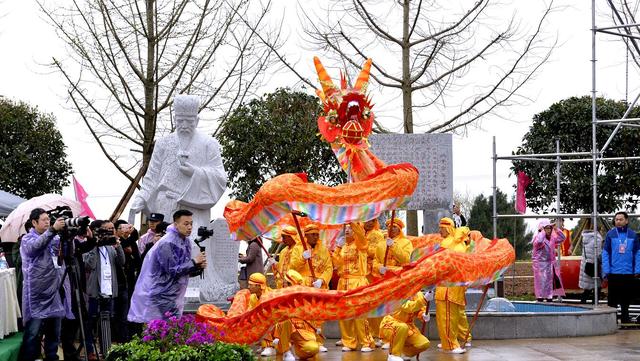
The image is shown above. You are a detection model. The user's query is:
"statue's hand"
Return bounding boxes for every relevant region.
[131,196,146,212]
[179,163,195,177]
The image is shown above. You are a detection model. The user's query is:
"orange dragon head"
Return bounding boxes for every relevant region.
[314,57,374,145]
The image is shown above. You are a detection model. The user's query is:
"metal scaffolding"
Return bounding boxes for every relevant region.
[491,1,640,307]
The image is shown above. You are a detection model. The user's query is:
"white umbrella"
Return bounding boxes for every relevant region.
[0,194,82,243]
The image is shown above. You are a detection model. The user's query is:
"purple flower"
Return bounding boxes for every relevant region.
[141,314,216,347]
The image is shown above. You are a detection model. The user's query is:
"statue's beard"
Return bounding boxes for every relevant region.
[177,128,194,136]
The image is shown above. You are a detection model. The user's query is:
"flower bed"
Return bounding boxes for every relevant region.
[105,315,254,361]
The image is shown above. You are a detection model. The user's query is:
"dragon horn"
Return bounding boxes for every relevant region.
[354,58,373,91]
[314,56,337,97]
[340,70,348,90]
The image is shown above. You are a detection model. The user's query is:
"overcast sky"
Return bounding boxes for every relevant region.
[1,1,635,233]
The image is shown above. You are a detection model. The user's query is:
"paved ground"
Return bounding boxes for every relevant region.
[274,331,640,361]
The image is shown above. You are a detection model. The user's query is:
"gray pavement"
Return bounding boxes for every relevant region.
[270,331,640,361]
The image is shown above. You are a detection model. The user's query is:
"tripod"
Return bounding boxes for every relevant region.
[59,252,92,361]
[58,234,113,361]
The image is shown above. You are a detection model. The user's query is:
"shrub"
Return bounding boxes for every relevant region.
[105,314,253,361]
[105,339,255,361]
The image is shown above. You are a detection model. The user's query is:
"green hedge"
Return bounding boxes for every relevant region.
[105,339,255,361]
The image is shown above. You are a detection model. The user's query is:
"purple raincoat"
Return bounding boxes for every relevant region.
[20,228,73,324]
[532,227,566,299]
[127,225,196,323]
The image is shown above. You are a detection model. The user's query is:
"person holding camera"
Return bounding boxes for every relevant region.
[20,208,74,361]
[128,209,207,323]
[138,213,164,255]
[140,221,169,261]
[83,220,125,360]
[238,238,264,289]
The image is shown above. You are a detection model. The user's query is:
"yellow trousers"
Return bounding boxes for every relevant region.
[368,317,382,338]
[290,331,319,360]
[275,320,319,359]
[311,320,326,346]
[435,300,463,351]
[379,317,430,357]
[458,308,471,342]
[338,318,375,349]
[275,321,291,355]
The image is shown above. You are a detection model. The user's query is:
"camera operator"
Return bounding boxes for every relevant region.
[20,208,74,361]
[60,219,97,361]
[138,213,164,255]
[140,221,169,261]
[128,210,206,324]
[83,220,125,360]
[115,220,141,295]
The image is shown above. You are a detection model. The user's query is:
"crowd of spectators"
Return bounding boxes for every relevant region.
[16,208,170,361]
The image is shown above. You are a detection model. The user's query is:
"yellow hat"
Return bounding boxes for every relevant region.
[284,269,304,286]
[439,217,455,227]
[248,273,267,286]
[385,217,405,229]
[304,223,320,234]
[281,225,298,236]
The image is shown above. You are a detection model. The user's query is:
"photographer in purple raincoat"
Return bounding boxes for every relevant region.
[127,210,206,326]
[20,208,74,361]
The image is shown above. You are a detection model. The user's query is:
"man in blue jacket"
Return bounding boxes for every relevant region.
[602,211,640,323]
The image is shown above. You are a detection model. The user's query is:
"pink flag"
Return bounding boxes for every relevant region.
[72,176,96,219]
[515,171,532,214]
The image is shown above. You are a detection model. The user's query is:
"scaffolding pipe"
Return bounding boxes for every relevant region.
[556,140,563,270]
[600,123,640,129]
[495,213,640,219]
[595,29,640,40]
[496,151,590,160]
[600,91,640,153]
[595,23,640,31]
[492,137,497,239]
[498,157,558,163]
[591,0,600,308]
[596,117,640,124]
[492,136,499,296]
[560,155,640,163]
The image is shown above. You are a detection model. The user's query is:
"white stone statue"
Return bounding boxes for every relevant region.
[131,95,227,235]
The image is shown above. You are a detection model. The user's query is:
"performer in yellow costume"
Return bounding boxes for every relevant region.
[434,218,468,354]
[275,226,299,289]
[275,270,320,361]
[247,273,278,357]
[289,223,333,352]
[379,290,432,361]
[453,227,472,348]
[372,217,413,349]
[332,222,376,352]
[373,218,413,276]
[364,218,386,347]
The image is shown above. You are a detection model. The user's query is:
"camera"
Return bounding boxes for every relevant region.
[47,206,74,224]
[197,226,214,238]
[95,228,118,247]
[47,206,91,235]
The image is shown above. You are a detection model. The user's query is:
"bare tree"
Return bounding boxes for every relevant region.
[604,1,640,72]
[301,0,556,134]
[38,0,281,218]
[300,0,556,234]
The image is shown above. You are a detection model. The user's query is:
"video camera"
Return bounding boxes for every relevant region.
[191,226,213,279]
[197,226,214,239]
[95,227,118,247]
[47,206,91,236]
